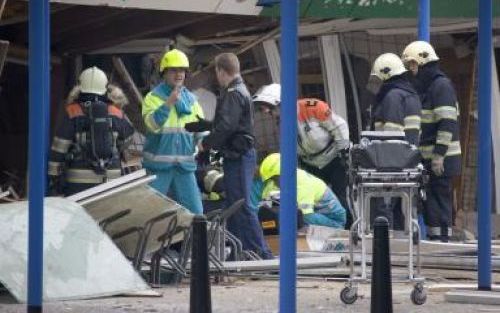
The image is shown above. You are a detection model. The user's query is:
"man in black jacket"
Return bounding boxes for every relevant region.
[402,41,461,242]
[186,53,272,259]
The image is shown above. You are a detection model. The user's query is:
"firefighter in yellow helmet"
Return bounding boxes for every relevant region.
[141,49,206,214]
[259,153,346,229]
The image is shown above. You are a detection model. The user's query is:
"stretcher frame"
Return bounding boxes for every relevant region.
[341,167,427,305]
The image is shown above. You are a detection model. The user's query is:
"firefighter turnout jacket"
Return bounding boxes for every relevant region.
[48,94,134,192]
[415,62,461,176]
[373,75,422,146]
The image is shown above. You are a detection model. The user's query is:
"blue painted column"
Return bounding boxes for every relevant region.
[28,0,50,312]
[477,0,492,291]
[417,0,430,241]
[418,0,430,41]
[279,0,298,312]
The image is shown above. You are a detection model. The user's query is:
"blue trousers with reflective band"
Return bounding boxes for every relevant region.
[148,167,203,215]
[223,149,273,259]
[303,188,346,229]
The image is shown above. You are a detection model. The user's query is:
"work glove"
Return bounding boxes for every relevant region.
[184,115,212,133]
[431,155,445,176]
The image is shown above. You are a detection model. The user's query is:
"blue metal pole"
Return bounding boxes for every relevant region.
[279,0,298,312]
[28,0,50,311]
[417,0,430,241]
[477,0,492,291]
[418,0,430,41]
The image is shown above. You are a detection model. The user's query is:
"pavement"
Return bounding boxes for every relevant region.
[2,279,500,313]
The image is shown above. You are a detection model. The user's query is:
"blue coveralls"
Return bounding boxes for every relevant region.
[142,83,205,214]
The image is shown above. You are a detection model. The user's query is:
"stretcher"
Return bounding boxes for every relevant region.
[340,131,427,305]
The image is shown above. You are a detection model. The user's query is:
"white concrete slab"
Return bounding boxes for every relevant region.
[0,198,149,302]
[445,290,500,305]
[429,284,500,292]
[222,256,344,272]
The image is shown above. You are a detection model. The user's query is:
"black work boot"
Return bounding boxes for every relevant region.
[440,225,449,242]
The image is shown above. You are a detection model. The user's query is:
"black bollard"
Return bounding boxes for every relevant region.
[371,216,393,313]
[190,215,212,313]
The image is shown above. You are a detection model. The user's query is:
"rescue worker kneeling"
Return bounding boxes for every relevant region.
[48,66,134,196]
[259,153,346,229]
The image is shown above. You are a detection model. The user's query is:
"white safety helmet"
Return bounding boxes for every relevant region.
[253,83,281,107]
[203,169,224,193]
[401,41,439,66]
[371,53,407,81]
[79,66,108,95]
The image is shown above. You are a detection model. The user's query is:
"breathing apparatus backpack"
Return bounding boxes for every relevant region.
[77,99,116,175]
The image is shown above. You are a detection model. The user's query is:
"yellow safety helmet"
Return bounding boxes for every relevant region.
[260,153,281,181]
[159,49,189,73]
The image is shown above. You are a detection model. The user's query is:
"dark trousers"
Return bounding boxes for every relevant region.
[424,175,453,240]
[300,156,352,229]
[223,149,273,259]
[370,198,405,231]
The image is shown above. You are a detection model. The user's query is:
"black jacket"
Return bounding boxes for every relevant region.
[414,62,461,177]
[373,74,422,146]
[203,77,254,158]
[48,94,135,183]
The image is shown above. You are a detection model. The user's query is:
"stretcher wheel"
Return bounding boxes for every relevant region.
[410,284,427,305]
[340,286,358,304]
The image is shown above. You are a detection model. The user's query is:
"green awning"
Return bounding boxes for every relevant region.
[261,0,500,19]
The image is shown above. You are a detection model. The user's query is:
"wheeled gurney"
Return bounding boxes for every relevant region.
[340,131,427,305]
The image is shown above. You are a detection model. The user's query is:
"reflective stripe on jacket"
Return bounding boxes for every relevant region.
[416,62,461,176]
[142,83,205,171]
[262,169,332,216]
[373,75,422,146]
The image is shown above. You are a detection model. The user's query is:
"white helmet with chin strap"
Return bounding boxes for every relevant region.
[401,41,439,66]
[371,53,407,81]
[253,83,281,107]
[79,66,108,95]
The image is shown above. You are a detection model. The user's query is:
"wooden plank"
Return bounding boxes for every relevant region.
[445,291,500,305]
[56,11,214,54]
[0,190,10,199]
[49,0,264,16]
[111,56,147,134]
[191,27,280,78]
[222,256,344,272]
[193,35,259,46]
[0,0,7,21]
[0,40,8,78]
